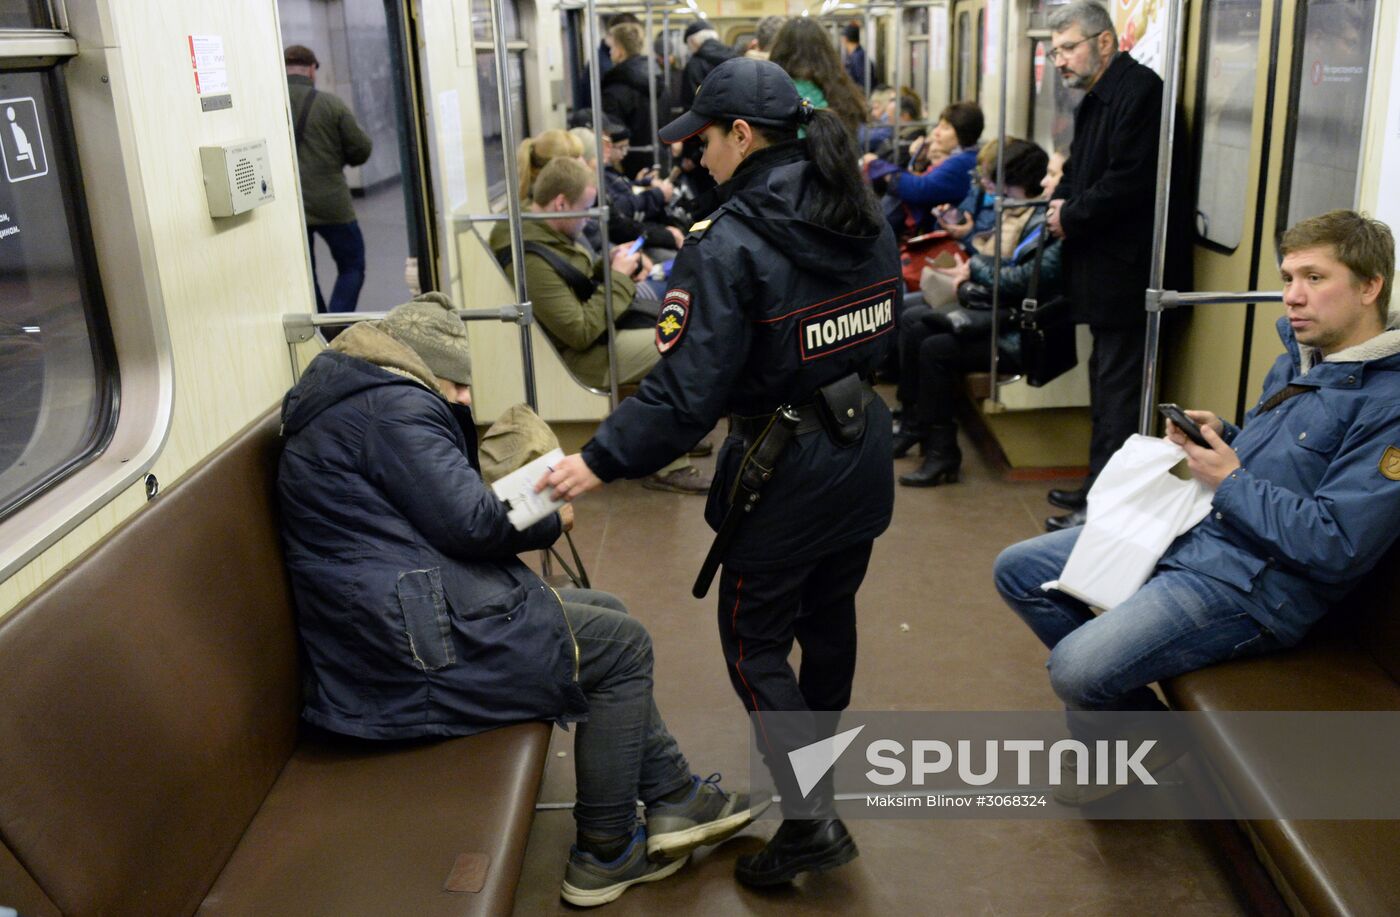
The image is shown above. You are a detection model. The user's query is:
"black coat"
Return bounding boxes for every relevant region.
[1056,52,1191,328]
[278,348,586,739]
[679,39,735,109]
[601,55,662,176]
[582,143,900,570]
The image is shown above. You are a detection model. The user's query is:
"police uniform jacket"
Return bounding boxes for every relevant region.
[581,142,901,571]
[1159,311,1400,645]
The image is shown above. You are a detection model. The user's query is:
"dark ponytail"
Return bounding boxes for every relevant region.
[803,108,882,236]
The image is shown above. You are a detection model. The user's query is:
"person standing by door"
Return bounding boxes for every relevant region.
[285,44,374,315]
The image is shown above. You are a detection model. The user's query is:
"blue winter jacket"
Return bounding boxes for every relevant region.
[278,340,586,739]
[1159,314,1400,644]
[889,146,979,210]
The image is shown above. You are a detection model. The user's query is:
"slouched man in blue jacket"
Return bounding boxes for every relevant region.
[995,211,1400,801]
[277,294,765,906]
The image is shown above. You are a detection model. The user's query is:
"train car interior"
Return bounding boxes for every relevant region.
[1,0,1398,914]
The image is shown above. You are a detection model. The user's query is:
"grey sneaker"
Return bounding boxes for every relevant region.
[560,827,688,908]
[641,466,711,494]
[1052,736,1186,807]
[646,773,772,861]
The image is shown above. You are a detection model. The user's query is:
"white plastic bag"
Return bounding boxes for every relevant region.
[1048,435,1214,610]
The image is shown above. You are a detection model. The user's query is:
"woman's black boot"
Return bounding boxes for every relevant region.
[898,425,962,487]
[891,424,925,459]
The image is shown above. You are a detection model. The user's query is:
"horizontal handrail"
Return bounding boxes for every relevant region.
[1150,290,1283,312]
[283,306,529,345]
[454,208,604,225]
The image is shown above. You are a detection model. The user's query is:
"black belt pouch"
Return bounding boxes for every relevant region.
[814,374,867,446]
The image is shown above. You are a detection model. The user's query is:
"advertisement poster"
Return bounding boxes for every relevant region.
[1112,0,1167,76]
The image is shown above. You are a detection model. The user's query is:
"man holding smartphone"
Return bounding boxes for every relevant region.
[995,211,1400,802]
[489,157,709,493]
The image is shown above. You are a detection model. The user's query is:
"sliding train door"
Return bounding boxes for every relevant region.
[950,0,984,104]
[277,0,440,308]
[1170,0,1380,422]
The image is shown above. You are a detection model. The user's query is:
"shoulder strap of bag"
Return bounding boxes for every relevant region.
[1024,220,1050,303]
[294,87,318,148]
[500,241,598,302]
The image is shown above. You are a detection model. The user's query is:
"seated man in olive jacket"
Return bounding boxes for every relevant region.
[277,294,764,906]
[489,156,709,494]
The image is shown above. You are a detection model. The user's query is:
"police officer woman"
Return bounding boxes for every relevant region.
[542,57,900,887]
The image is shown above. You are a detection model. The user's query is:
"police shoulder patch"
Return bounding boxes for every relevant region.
[656,289,691,353]
[1381,445,1400,481]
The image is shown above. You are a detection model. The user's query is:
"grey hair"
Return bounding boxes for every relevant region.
[755,15,786,50]
[1048,1,1116,41]
[687,28,719,48]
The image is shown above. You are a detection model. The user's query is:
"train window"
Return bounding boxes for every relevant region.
[474,0,530,203]
[1027,38,1082,157]
[1278,0,1377,233]
[0,2,59,30]
[955,12,971,100]
[1194,0,1263,251]
[903,8,930,107]
[0,65,116,521]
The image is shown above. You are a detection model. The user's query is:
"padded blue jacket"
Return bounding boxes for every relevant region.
[1159,315,1400,644]
[278,347,585,739]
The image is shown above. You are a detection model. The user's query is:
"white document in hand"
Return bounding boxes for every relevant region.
[490,447,566,531]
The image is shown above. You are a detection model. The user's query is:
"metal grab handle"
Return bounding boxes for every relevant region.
[1147,290,1283,312]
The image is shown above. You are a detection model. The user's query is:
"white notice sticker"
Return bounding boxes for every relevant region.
[188,35,229,95]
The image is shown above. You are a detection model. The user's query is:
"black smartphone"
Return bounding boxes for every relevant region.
[1159,403,1210,448]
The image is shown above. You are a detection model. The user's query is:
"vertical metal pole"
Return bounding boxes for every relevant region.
[1138,0,1184,435]
[587,0,622,408]
[987,0,1009,404]
[645,0,660,169]
[892,0,904,94]
[491,0,538,410]
[863,11,874,98]
[662,10,672,169]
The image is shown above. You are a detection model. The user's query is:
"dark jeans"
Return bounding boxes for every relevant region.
[716,542,874,816]
[308,221,366,314]
[993,528,1280,711]
[1087,325,1145,482]
[560,588,692,838]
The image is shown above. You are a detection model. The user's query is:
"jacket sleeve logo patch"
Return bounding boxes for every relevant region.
[797,284,897,361]
[1381,445,1400,481]
[656,289,691,353]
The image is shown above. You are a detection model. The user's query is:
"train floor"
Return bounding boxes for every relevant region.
[513,411,1247,915]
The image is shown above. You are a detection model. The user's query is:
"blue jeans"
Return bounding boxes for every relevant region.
[308,221,366,314]
[993,528,1280,711]
[558,588,692,838]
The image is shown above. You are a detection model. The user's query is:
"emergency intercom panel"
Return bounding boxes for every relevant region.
[199,138,274,217]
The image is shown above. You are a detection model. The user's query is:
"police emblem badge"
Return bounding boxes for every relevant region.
[1381,445,1400,481]
[657,289,690,353]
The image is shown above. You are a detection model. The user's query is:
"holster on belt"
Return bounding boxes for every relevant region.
[813,373,869,446]
[692,406,801,599]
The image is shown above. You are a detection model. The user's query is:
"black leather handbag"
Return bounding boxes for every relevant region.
[1018,230,1078,387]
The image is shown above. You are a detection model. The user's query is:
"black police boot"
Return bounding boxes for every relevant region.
[891,423,925,459]
[734,818,858,887]
[898,424,961,487]
[1047,485,1088,510]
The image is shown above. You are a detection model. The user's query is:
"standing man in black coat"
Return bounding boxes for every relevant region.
[1043,1,1189,530]
[673,20,735,198]
[601,21,662,177]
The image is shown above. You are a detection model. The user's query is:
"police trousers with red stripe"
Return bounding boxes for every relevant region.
[716,540,874,818]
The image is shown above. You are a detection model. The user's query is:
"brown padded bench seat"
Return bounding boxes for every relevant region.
[0,409,549,917]
[1162,542,1400,916]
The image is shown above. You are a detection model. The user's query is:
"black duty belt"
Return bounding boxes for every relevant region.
[728,383,876,442]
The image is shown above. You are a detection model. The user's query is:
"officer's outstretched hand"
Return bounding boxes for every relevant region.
[538,453,602,502]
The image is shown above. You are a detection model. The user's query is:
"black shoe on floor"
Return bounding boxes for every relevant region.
[734,818,858,887]
[1045,507,1088,532]
[1047,486,1088,510]
[899,424,961,487]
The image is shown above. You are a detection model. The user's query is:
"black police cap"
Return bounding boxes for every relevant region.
[658,57,811,144]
